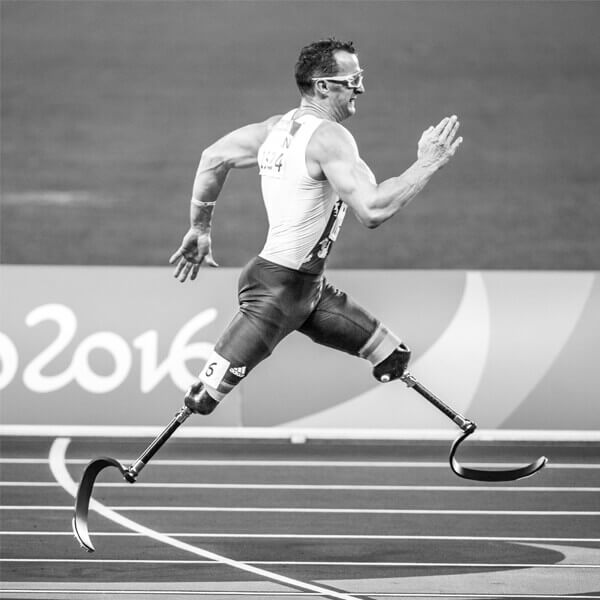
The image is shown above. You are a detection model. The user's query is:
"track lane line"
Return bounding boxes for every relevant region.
[3,506,599,515]
[2,532,600,542]
[2,559,599,568]
[5,457,600,469]
[2,592,600,598]
[3,424,600,441]
[3,481,600,492]
[47,438,362,600]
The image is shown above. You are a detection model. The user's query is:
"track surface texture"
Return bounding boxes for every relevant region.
[1,436,599,599]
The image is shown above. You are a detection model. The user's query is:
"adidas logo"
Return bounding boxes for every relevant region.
[229,366,247,378]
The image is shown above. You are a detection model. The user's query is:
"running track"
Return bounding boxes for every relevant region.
[1,435,599,600]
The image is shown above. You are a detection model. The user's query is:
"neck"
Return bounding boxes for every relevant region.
[297,97,338,122]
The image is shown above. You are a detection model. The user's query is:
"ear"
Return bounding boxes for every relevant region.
[314,80,329,97]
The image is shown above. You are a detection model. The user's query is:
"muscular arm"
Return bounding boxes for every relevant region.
[190,115,282,227]
[170,114,281,281]
[314,116,462,228]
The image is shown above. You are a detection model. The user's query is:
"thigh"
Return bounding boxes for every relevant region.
[214,310,276,371]
[298,281,379,356]
[235,256,322,352]
[201,309,283,399]
[202,257,322,396]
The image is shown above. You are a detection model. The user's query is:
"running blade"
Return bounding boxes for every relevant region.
[449,429,548,482]
[72,456,130,552]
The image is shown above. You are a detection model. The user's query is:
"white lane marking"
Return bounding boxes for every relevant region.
[3,424,600,441]
[2,593,600,599]
[2,559,598,568]
[2,532,600,543]
[4,457,600,468]
[3,506,600,516]
[3,481,600,492]
[47,438,361,600]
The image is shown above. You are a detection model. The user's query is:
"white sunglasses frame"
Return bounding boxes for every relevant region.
[311,69,364,89]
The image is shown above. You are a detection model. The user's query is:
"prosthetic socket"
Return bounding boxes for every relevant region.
[373,343,411,383]
[184,381,219,415]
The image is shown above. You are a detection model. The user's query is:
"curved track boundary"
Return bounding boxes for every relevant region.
[48,437,361,600]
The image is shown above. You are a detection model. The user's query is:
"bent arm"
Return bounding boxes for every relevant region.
[316,117,462,229]
[190,115,282,228]
[169,114,281,282]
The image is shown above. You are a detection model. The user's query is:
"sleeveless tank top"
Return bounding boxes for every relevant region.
[257,109,347,274]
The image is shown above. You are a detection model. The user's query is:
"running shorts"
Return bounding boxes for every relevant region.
[199,256,393,399]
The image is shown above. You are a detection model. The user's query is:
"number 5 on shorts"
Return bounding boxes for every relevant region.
[199,351,230,388]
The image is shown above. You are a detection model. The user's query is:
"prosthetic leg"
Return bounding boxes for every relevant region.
[73,349,547,553]
[373,346,547,482]
[72,385,216,552]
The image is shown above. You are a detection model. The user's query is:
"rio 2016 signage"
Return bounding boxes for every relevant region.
[0,266,243,426]
[0,303,216,395]
[1,266,598,430]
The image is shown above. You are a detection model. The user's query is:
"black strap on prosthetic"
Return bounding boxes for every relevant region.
[398,372,547,482]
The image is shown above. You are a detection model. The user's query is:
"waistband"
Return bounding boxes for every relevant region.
[253,255,324,284]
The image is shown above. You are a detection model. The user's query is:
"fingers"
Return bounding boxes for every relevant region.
[171,254,199,282]
[169,250,182,265]
[430,115,459,141]
[178,260,195,282]
[449,135,464,155]
[170,231,217,282]
[418,115,463,166]
[173,257,191,282]
[189,263,201,281]
[171,252,219,282]
[439,115,459,144]
[433,116,450,135]
[448,119,460,143]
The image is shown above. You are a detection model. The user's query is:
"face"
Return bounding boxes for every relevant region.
[320,51,365,122]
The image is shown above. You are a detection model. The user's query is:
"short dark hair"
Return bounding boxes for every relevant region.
[295,38,356,96]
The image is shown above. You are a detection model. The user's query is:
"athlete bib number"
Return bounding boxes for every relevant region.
[259,148,286,179]
[258,120,301,179]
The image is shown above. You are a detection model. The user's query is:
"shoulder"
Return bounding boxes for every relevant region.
[207,113,286,169]
[245,113,285,138]
[264,114,285,132]
[314,120,355,143]
[244,114,284,141]
[311,120,359,159]
[218,113,284,151]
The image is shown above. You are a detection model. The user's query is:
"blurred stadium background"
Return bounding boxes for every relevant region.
[2,0,599,270]
[1,0,599,431]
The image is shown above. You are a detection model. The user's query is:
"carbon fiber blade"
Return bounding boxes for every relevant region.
[72,457,128,552]
[449,429,548,482]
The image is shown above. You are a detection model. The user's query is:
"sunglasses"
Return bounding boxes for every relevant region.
[311,70,364,90]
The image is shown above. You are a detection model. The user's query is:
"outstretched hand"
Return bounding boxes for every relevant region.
[169,228,218,282]
[418,115,463,169]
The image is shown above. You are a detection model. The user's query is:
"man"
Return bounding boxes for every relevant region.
[169,38,462,415]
